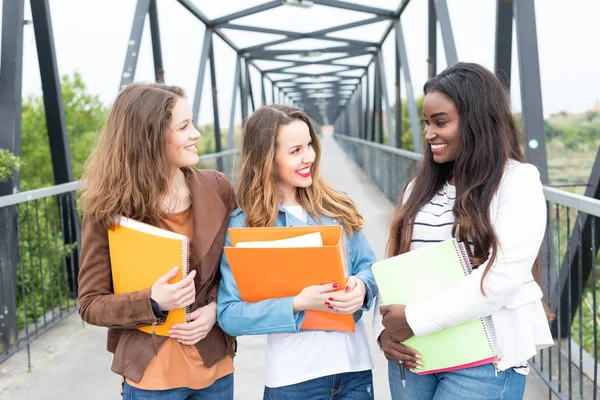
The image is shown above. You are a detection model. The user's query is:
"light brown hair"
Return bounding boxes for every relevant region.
[237,105,363,236]
[80,82,185,229]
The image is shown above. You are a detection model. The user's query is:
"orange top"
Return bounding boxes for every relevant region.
[127,206,233,390]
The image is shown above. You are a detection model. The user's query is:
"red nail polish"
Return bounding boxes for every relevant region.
[332,283,339,288]
[325,302,330,305]
[329,297,334,301]
[345,285,350,291]
[328,306,334,309]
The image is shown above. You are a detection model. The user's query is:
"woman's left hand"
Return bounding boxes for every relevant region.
[380,304,415,342]
[169,302,217,345]
[326,276,366,314]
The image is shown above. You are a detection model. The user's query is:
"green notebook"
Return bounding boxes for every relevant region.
[372,238,498,374]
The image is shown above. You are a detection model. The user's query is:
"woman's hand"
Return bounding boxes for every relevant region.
[169,302,217,345]
[293,282,340,312]
[380,304,415,342]
[150,267,197,311]
[379,329,423,371]
[326,276,366,314]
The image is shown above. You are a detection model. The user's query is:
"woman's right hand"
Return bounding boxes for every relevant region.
[150,267,197,311]
[379,329,423,371]
[292,282,340,313]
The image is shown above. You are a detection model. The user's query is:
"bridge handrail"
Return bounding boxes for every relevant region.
[0,149,241,209]
[333,133,600,218]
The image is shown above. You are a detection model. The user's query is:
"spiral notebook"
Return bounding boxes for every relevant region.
[108,216,189,336]
[372,238,498,374]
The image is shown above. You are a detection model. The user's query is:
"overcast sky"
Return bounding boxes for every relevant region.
[12,0,600,127]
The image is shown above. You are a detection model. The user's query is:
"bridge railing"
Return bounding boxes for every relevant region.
[0,149,240,368]
[334,133,600,399]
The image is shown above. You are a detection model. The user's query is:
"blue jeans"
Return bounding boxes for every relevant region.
[122,373,233,399]
[388,361,526,400]
[263,370,374,400]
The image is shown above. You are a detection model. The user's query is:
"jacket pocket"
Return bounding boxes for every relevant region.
[504,281,543,309]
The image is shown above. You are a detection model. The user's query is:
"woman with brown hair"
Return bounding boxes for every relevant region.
[373,62,554,399]
[217,105,378,399]
[78,82,236,399]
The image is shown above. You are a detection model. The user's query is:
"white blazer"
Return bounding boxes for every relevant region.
[372,161,554,371]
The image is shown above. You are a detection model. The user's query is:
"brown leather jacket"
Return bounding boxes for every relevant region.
[77,168,236,383]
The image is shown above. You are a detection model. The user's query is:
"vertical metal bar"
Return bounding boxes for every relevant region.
[271,83,275,105]
[433,0,458,66]
[50,197,63,317]
[16,204,31,370]
[119,0,151,90]
[365,70,371,142]
[376,51,396,148]
[567,207,573,399]
[34,200,47,327]
[30,0,74,186]
[494,0,513,91]
[395,26,402,148]
[208,38,223,172]
[228,56,241,151]
[64,194,78,304]
[240,59,248,121]
[577,213,583,399]
[428,0,437,79]
[25,202,38,334]
[556,203,562,393]
[148,0,164,83]
[261,75,267,106]
[246,62,256,113]
[395,21,422,152]
[545,202,552,390]
[592,217,598,399]
[192,29,212,127]
[513,0,549,184]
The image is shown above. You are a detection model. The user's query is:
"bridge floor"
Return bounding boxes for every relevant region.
[0,134,548,399]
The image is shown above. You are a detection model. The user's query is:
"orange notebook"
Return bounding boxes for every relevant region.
[107,216,189,336]
[224,225,355,333]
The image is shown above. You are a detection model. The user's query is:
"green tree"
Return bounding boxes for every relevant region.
[388,96,424,152]
[0,149,21,182]
[20,72,107,190]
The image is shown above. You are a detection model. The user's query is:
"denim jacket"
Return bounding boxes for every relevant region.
[217,206,378,337]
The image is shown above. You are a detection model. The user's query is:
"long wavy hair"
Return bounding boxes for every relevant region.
[237,105,364,236]
[80,82,185,229]
[387,63,548,312]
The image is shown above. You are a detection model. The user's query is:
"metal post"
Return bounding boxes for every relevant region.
[227,56,241,151]
[0,0,24,361]
[119,0,151,91]
[376,51,395,147]
[261,75,267,106]
[395,28,403,148]
[433,0,458,66]
[245,62,256,113]
[514,0,549,183]
[428,0,437,79]
[494,0,513,91]
[365,70,371,142]
[396,21,422,152]
[240,58,248,121]
[192,29,212,127]
[271,83,275,105]
[148,0,164,83]
[208,38,223,172]
[31,0,80,297]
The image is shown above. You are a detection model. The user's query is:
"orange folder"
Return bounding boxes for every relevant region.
[107,217,189,336]
[224,225,355,332]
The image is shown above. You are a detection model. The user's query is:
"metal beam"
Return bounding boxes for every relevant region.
[240,58,248,121]
[208,39,223,172]
[192,29,212,127]
[211,1,282,26]
[263,60,365,74]
[395,31,402,148]
[376,51,395,147]
[428,0,437,79]
[514,0,549,183]
[261,75,267,106]
[175,0,211,25]
[148,0,164,83]
[250,50,374,62]
[433,0,458,66]
[311,0,395,18]
[0,0,24,365]
[246,62,256,112]
[119,0,151,91]
[242,35,376,53]
[249,45,371,57]
[227,56,241,150]
[494,0,513,91]
[395,21,422,152]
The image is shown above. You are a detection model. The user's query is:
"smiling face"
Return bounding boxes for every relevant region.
[274,119,316,202]
[422,91,460,164]
[167,97,201,169]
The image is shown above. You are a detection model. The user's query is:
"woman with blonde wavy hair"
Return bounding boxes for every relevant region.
[217,105,378,399]
[78,82,236,399]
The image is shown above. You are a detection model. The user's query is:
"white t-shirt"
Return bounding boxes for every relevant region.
[264,205,373,388]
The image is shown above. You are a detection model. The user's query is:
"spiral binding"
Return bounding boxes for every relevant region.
[183,238,191,318]
[454,239,500,359]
